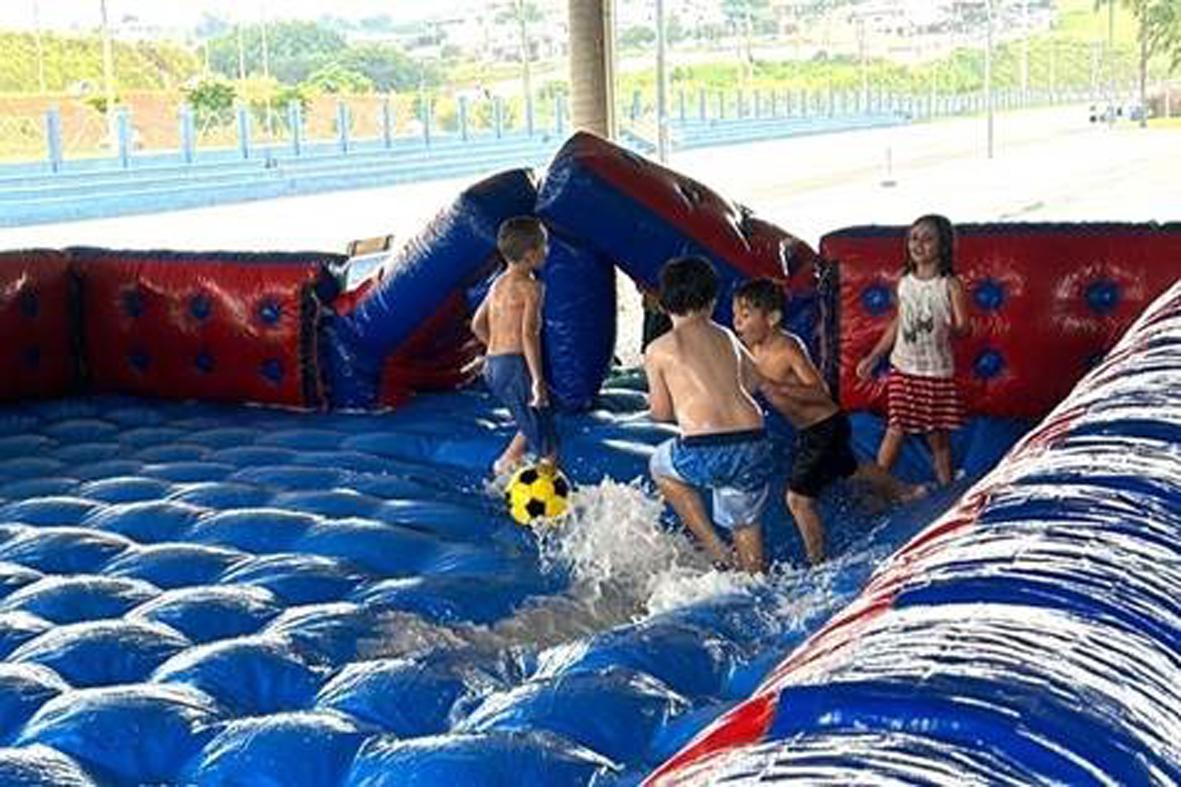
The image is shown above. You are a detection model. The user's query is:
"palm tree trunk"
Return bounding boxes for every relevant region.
[567,0,614,138]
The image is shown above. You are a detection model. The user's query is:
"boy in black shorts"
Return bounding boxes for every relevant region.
[732,278,924,564]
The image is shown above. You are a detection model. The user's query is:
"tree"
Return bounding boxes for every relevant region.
[339,42,433,92]
[207,20,346,85]
[184,77,235,122]
[306,63,373,94]
[195,13,231,40]
[620,25,657,50]
[497,0,546,125]
[666,13,686,46]
[1095,0,1181,127]
[722,0,771,78]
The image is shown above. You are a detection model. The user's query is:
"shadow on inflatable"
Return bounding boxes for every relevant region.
[0,132,1179,785]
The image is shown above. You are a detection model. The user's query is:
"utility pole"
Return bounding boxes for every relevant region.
[515,0,534,135]
[260,1,275,146]
[985,0,994,159]
[32,0,47,94]
[236,18,246,82]
[99,0,117,140]
[1107,0,1115,106]
[656,0,669,161]
[857,16,868,111]
[1021,0,1029,101]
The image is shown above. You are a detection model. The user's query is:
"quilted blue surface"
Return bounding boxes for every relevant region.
[0,374,1025,784]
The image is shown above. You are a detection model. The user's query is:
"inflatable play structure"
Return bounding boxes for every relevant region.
[0,131,1178,786]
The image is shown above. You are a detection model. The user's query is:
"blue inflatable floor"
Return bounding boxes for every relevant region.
[0,372,1029,786]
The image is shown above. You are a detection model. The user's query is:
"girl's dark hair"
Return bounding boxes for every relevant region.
[659,255,717,315]
[905,214,956,276]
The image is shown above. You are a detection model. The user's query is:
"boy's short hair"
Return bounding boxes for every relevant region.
[659,256,717,315]
[497,216,547,263]
[734,278,784,314]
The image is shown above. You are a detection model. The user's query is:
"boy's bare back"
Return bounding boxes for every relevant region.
[646,320,763,437]
[484,271,540,355]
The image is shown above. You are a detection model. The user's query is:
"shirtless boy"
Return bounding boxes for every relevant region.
[471,216,559,475]
[645,256,773,573]
[732,278,923,565]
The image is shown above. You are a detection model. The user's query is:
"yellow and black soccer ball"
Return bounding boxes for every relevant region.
[505,463,571,526]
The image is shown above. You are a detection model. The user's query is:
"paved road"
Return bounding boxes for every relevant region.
[2,106,1173,255]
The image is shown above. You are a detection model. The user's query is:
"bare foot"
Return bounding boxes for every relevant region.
[704,541,736,570]
[900,483,930,503]
[492,456,523,477]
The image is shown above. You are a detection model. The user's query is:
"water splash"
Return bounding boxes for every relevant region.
[362,478,766,662]
[537,477,760,618]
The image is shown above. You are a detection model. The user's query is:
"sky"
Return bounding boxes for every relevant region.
[0,1,473,33]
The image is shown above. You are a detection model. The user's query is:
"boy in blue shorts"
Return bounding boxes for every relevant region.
[645,256,773,573]
[472,216,559,475]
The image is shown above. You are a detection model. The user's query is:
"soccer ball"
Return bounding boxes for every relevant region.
[506,463,571,526]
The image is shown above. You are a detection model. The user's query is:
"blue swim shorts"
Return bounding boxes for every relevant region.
[483,353,558,458]
[649,428,772,530]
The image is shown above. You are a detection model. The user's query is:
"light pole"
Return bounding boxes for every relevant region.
[985,0,994,159]
[99,0,117,140]
[31,0,46,94]
[1107,0,1115,107]
[1020,0,1029,102]
[259,0,275,146]
[514,0,535,135]
[857,16,868,112]
[236,18,247,83]
[656,0,669,162]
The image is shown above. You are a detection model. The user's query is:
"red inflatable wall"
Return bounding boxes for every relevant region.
[540,132,819,285]
[71,248,340,407]
[821,223,1181,419]
[0,250,76,401]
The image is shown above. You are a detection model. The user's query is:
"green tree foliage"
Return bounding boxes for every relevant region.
[338,43,440,92]
[184,77,236,122]
[0,31,198,92]
[195,13,231,40]
[620,25,657,50]
[207,20,346,84]
[306,63,374,94]
[1096,0,1181,69]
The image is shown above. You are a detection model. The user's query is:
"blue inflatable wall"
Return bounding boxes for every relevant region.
[539,230,617,411]
[325,168,617,412]
[324,170,538,408]
[648,281,1181,784]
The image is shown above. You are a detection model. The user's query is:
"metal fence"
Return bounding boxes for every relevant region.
[0,80,1129,176]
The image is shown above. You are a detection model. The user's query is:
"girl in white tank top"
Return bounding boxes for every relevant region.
[856,215,969,486]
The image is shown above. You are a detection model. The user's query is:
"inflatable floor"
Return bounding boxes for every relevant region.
[0,378,1024,786]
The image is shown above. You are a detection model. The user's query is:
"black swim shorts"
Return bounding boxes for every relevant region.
[788,410,858,498]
